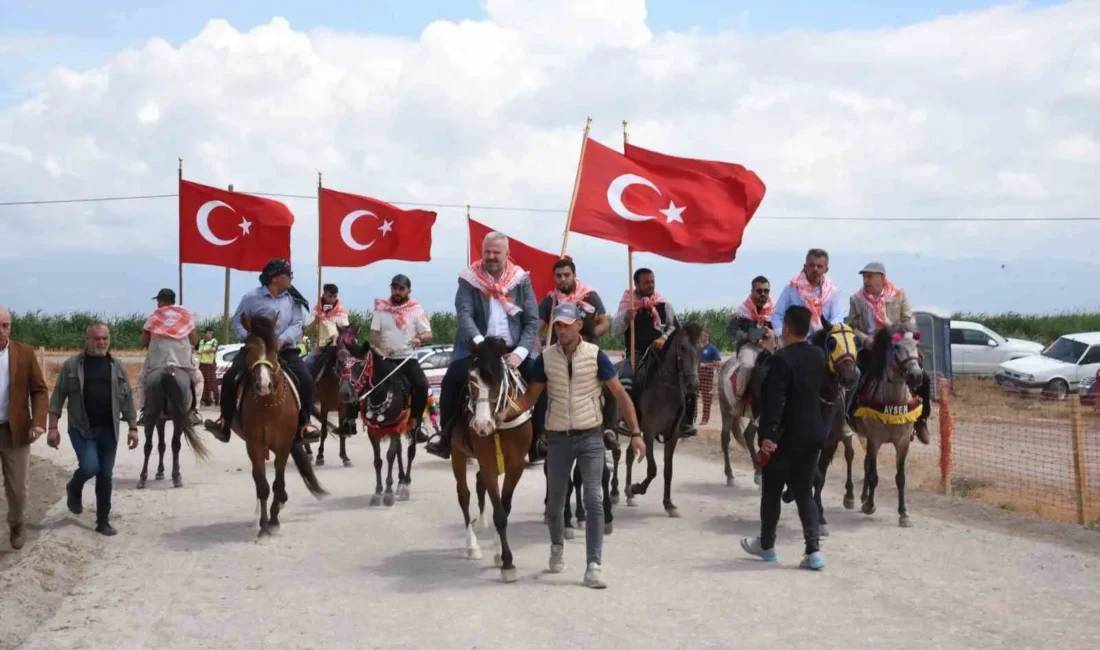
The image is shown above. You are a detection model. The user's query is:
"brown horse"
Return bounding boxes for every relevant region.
[450,337,533,583]
[235,314,327,537]
[312,324,361,467]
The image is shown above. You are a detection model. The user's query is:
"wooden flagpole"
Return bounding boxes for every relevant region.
[177,158,184,305]
[223,184,233,345]
[559,116,593,258]
[316,171,324,311]
[465,204,471,266]
[624,119,637,371]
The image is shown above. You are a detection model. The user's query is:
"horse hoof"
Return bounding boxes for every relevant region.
[665,506,681,518]
[173,475,183,488]
[605,521,613,535]
[726,476,735,487]
[493,554,503,568]
[383,493,395,507]
[342,459,353,468]
[257,528,271,539]
[564,527,575,540]
[753,471,762,486]
[500,568,518,583]
[576,518,585,529]
[155,472,165,481]
[610,493,620,505]
[820,524,830,538]
[862,504,876,516]
[466,547,482,560]
[843,497,855,510]
[136,479,146,490]
[370,494,383,506]
[315,457,325,467]
[899,516,912,528]
[626,496,636,507]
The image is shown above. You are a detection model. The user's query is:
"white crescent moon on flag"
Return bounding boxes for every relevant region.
[196,200,238,246]
[607,174,659,222]
[340,210,377,251]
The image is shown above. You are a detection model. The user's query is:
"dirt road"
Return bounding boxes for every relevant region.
[3,411,1100,650]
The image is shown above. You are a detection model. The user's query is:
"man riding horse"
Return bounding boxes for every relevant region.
[137,288,202,427]
[305,283,349,378]
[725,275,776,404]
[771,249,844,337]
[425,231,540,460]
[612,267,697,438]
[847,261,931,444]
[205,258,320,443]
[369,273,433,440]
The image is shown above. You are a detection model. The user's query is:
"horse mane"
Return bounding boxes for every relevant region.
[665,321,703,354]
[247,315,278,351]
[865,326,896,380]
[471,337,506,386]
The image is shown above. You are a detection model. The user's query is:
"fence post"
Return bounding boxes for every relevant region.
[1070,395,1088,526]
[938,377,953,497]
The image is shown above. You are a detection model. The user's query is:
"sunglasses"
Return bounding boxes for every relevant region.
[754,288,770,295]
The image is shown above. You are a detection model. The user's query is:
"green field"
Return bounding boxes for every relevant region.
[11,308,1100,351]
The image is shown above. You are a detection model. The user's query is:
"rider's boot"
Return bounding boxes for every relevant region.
[913,371,932,444]
[678,394,699,438]
[425,419,453,459]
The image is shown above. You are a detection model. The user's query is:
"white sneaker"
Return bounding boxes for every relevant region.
[549,544,565,573]
[583,562,607,589]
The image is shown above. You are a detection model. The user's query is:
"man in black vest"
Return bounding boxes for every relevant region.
[611,267,697,438]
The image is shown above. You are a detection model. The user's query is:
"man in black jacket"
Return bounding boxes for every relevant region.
[740,305,827,570]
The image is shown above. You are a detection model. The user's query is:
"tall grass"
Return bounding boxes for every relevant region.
[11,308,1099,351]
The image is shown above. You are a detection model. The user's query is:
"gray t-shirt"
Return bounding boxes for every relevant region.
[370,306,431,359]
[147,336,194,370]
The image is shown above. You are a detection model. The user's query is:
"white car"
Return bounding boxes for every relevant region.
[214,343,245,383]
[995,332,1100,398]
[418,345,454,398]
[949,320,1044,375]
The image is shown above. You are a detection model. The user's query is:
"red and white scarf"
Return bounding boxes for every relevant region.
[549,279,595,311]
[144,305,195,340]
[373,298,423,330]
[790,271,836,329]
[734,295,775,327]
[458,260,528,316]
[857,280,900,330]
[617,289,668,328]
[313,299,348,323]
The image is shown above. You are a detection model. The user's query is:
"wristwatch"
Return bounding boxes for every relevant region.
[630,430,642,438]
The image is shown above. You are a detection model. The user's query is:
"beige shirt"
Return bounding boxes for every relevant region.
[147,336,194,371]
[847,289,914,344]
[316,310,351,346]
[370,306,431,359]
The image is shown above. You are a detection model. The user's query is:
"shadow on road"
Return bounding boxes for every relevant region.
[158,517,307,550]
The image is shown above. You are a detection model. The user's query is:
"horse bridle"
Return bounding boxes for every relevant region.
[466,358,525,425]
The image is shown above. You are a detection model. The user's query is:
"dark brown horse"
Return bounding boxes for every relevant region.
[617,322,704,517]
[138,365,209,489]
[450,337,533,583]
[234,314,327,536]
[312,324,361,467]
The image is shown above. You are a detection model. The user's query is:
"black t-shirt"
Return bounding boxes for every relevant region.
[538,291,607,344]
[82,355,114,429]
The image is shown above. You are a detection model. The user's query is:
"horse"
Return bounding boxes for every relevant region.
[450,337,534,583]
[138,365,209,489]
[607,322,703,518]
[233,313,328,537]
[312,324,362,468]
[851,326,925,528]
[716,339,767,487]
[339,346,417,506]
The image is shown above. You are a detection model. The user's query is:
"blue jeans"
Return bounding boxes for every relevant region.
[68,428,118,524]
[545,428,605,565]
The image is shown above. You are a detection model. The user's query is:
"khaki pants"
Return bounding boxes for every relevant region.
[734,345,760,399]
[0,424,30,526]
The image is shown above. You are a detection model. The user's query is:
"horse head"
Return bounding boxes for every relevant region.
[466,337,510,437]
[663,322,703,395]
[815,318,859,390]
[869,325,924,393]
[240,312,281,398]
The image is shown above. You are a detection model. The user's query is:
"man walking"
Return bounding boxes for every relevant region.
[740,306,828,570]
[370,274,433,439]
[196,327,218,406]
[47,323,140,537]
[496,303,646,588]
[0,307,50,550]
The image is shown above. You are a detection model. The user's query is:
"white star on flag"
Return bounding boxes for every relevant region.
[238,218,252,235]
[659,201,685,224]
[379,219,394,236]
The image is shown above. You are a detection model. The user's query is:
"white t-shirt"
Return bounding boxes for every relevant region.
[370,306,431,359]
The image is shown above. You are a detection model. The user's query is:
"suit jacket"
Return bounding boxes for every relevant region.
[452,275,539,362]
[3,341,50,446]
[847,290,914,345]
[757,340,828,451]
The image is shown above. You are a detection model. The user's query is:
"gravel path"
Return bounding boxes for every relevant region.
[3,410,1099,650]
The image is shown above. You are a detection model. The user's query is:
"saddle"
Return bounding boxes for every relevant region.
[618,348,658,400]
[233,367,302,416]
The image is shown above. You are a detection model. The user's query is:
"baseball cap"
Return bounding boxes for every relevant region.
[859,262,886,275]
[551,303,582,326]
[390,274,412,289]
[153,288,176,303]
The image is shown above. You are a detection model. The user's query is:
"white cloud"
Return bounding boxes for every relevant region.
[1,0,1099,269]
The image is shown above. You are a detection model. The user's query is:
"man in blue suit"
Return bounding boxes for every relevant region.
[425,231,540,460]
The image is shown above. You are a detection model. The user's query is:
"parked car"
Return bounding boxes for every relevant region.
[214,343,244,383]
[949,320,1044,375]
[995,332,1100,398]
[1080,369,1100,407]
[419,345,454,398]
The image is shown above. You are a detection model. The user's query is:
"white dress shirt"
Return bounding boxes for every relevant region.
[473,298,529,362]
[0,344,11,423]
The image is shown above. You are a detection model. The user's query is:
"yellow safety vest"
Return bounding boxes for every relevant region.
[197,339,218,364]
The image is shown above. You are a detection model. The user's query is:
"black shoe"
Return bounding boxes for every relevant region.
[914,420,930,445]
[204,418,232,443]
[66,482,83,515]
[300,423,322,443]
[678,424,698,438]
[95,522,118,537]
[425,434,451,460]
[603,429,618,450]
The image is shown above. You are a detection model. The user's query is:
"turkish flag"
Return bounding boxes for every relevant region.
[468,218,562,299]
[179,179,294,271]
[319,188,437,267]
[624,142,766,220]
[569,138,765,263]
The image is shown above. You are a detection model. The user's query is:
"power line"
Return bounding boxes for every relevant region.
[0,191,1097,222]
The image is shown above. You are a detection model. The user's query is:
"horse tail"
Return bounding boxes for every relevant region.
[162,369,210,460]
[291,441,328,499]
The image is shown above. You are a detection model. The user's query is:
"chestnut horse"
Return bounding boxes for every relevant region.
[450,337,533,583]
[235,314,327,537]
[312,324,362,467]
